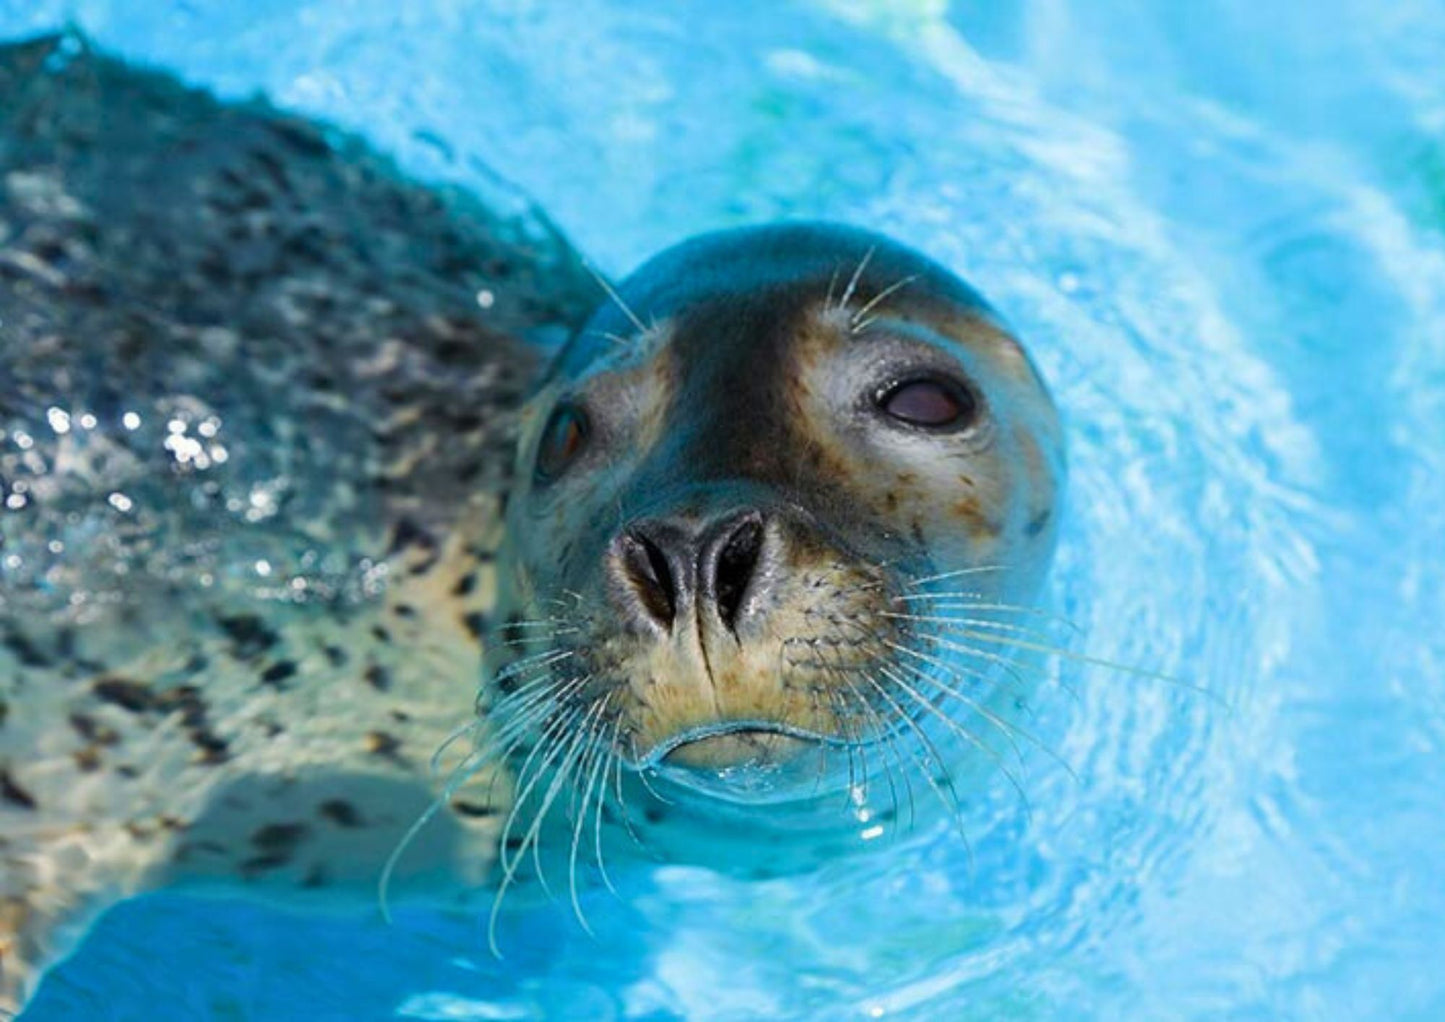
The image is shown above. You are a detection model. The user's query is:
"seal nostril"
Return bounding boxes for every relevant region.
[620,530,677,628]
[712,516,764,633]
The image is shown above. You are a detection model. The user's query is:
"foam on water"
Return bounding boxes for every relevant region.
[4,0,1444,1018]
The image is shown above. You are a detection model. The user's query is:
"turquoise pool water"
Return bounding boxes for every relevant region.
[5,1,1445,1018]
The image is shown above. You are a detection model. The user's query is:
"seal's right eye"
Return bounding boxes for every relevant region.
[534,404,589,483]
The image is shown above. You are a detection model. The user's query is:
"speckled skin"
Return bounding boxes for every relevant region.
[492,224,1064,804]
[0,35,596,1010]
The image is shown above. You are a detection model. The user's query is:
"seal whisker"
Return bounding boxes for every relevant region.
[824,261,842,310]
[904,565,1009,588]
[495,698,590,875]
[493,647,575,681]
[808,636,903,820]
[495,701,592,910]
[825,660,912,834]
[491,626,582,649]
[887,596,1084,635]
[378,722,519,924]
[483,655,584,707]
[891,588,987,602]
[500,616,581,628]
[389,702,571,914]
[903,612,1062,643]
[804,683,843,797]
[609,717,648,852]
[873,659,1032,816]
[567,691,617,928]
[627,733,676,806]
[898,632,1053,721]
[885,642,1077,784]
[856,668,974,864]
[589,713,622,897]
[489,704,593,954]
[485,667,567,713]
[850,273,920,332]
[882,640,1032,770]
[484,654,579,704]
[537,696,610,935]
[584,261,649,336]
[872,697,921,834]
[428,717,482,782]
[908,625,1212,700]
[493,632,580,650]
[836,245,876,313]
[785,636,861,797]
[894,626,1060,704]
[484,672,592,742]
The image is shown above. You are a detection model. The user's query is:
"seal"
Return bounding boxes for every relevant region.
[0,37,1064,1013]
[474,222,1064,898]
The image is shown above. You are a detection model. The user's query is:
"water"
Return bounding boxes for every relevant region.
[4,0,1444,1018]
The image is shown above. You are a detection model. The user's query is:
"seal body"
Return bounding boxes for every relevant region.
[488,223,1064,846]
[0,35,595,1010]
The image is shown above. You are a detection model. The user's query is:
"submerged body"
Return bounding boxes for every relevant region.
[0,36,594,1009]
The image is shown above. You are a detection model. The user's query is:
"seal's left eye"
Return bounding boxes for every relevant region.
[877,376,978,431]
[535,404,589,482]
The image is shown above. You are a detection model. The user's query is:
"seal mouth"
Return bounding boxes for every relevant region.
[646,719,835,768]
[640,720,856,802]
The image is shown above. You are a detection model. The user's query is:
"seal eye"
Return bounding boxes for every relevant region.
[534,404,589,482]
[877,377,978,430]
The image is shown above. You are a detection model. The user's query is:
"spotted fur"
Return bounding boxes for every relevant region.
[0,35,595,1010]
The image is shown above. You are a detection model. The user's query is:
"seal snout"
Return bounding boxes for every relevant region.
[611,509,769,637]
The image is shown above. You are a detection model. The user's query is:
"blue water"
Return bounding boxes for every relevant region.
[6,0,1445,1018]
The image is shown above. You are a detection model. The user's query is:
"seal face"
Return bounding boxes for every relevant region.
[488,223,1064,811]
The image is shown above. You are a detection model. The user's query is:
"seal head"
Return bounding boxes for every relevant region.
[489,222,1063,806]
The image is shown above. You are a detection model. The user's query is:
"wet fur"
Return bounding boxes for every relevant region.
[0,36,595,1010]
